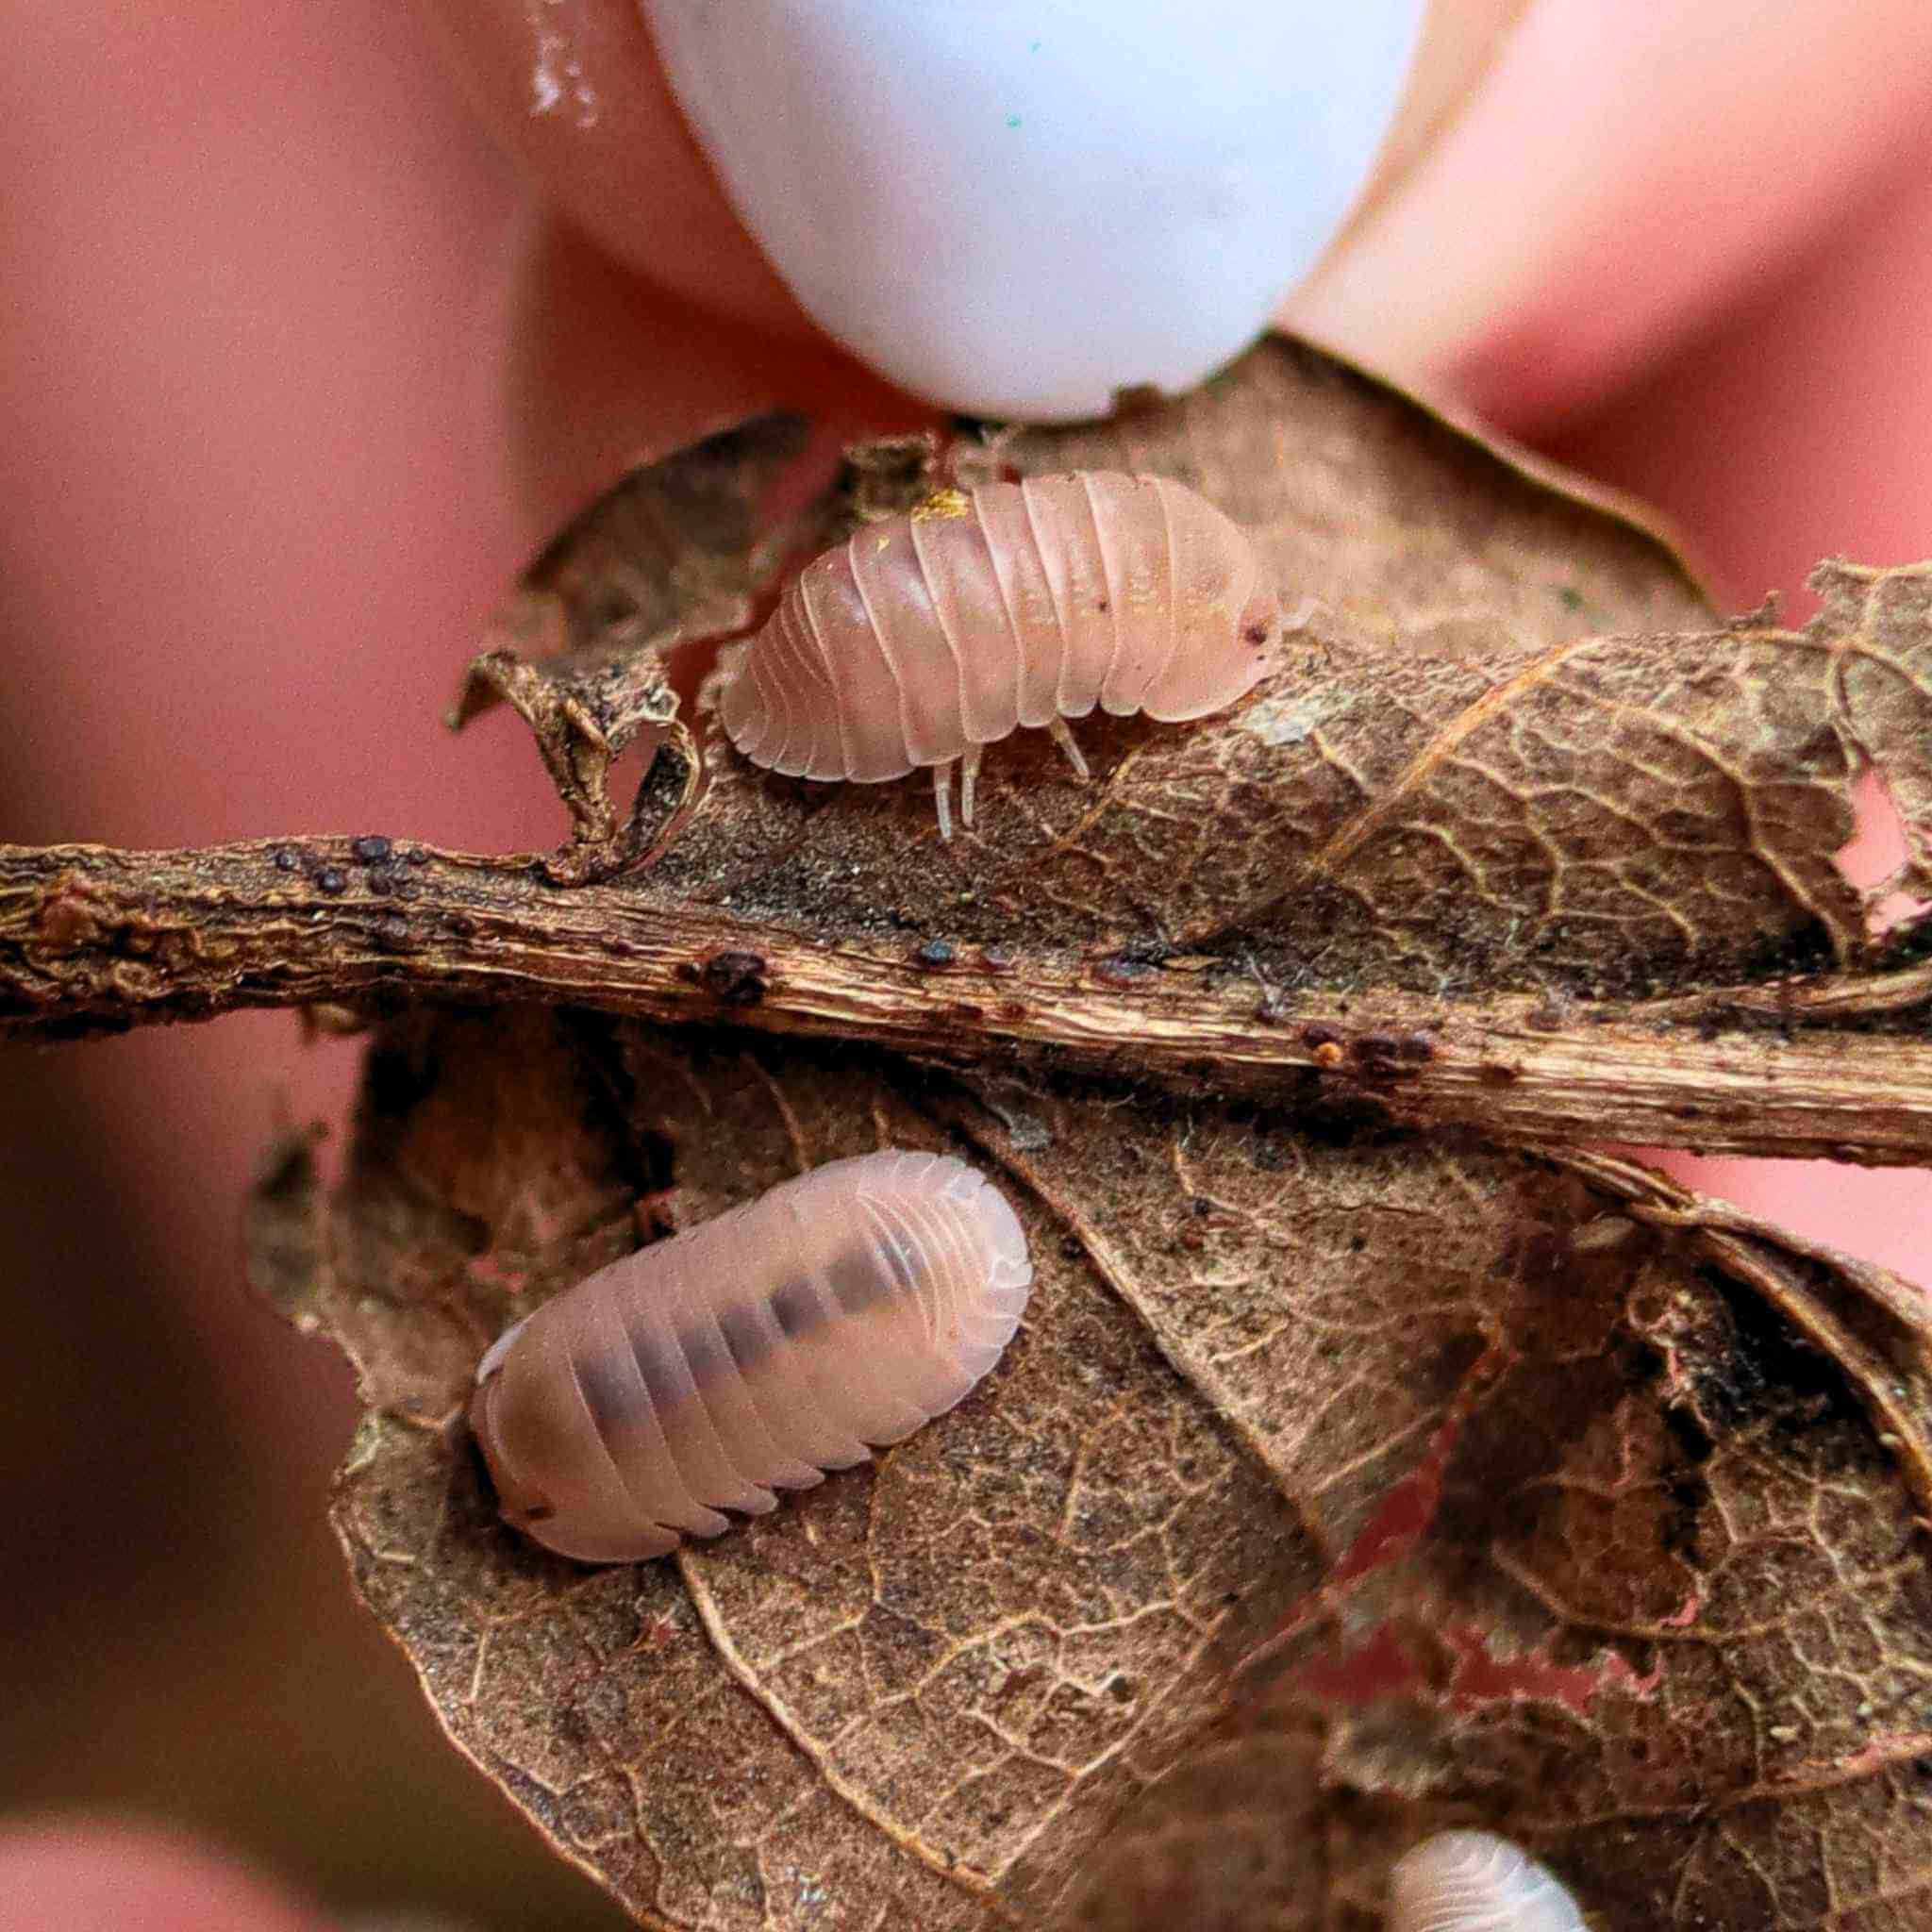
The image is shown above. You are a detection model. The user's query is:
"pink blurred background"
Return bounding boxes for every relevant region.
[1,5,1925,1924]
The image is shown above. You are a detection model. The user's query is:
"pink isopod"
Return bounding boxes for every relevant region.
[471,1150,1033,1564]
[718,470,1281,837]
[1388,1833,1588,1932]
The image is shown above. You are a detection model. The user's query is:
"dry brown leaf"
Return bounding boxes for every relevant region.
[219,338,1932,1930]
[634,341,1753,985]
[0,325,1908,1929]
[436,340,1932,1011]
[252,1010,1932,1930]
[256,1011,1327,1928]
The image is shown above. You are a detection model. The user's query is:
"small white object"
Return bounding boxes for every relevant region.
[1389,1832,1589,1932]
[640,0,1424,420]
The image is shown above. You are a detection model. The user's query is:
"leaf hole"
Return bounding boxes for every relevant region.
[1837,767,1929,936]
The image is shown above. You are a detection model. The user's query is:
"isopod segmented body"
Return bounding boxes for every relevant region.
[1388,1833,1588,1932]
[471,1150,1034,1563]
[718,471,1281,837]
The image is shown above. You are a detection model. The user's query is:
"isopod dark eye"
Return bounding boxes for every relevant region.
[470,1151,1033,1565]
[717,471,1279,839]
[1388,1833,1588,1932]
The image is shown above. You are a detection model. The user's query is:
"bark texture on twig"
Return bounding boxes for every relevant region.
[8,838,1932,1162]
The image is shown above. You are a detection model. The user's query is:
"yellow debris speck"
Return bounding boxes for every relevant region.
[912,488,971,522]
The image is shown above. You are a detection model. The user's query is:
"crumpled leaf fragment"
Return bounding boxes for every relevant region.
[453,646,699,885]
[449,414,811,883]
[250,1012,1932,1930]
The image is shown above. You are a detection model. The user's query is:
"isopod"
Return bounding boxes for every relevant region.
[718,471,1281,838]
[1388,1833,1588,1932]
[470,1149,1034,1563]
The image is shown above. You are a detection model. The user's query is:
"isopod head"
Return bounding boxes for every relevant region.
[1134,475,1280,724]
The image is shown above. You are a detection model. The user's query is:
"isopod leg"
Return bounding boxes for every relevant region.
[932,761,955,841]
[960,744,983,828]
[1047,716,1091,780]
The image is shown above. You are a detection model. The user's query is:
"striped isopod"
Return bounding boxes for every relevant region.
[1388,1833,1588,1932]
[718,471,1282,838]
[470,1150,1033,1563]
